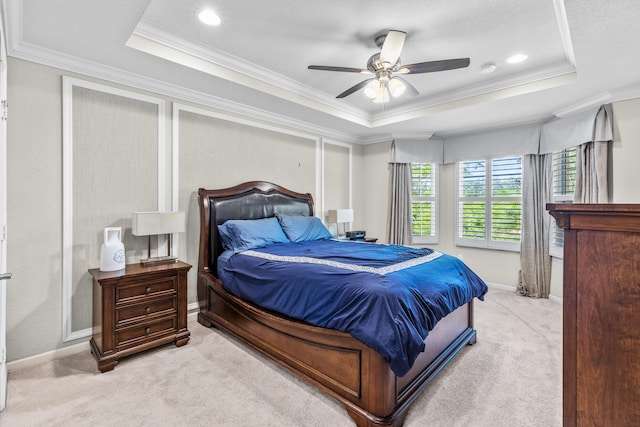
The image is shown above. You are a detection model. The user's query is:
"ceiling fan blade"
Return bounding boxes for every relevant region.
[308,65,368,73]
[397,58,470,74]
[395,77,419,96]
[379,30,406,67]
[336,78,375,98]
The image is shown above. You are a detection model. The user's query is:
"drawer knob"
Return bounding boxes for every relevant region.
[145,327,150,335]
[145,307,151,314]
[145,286,151,294]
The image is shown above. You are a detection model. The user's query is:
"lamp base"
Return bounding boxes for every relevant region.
[139,256,178,267]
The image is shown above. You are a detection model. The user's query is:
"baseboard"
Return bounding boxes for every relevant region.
[548,294,562,304]
[486,282,516,292]
[486,281,562,303]
[7,341,90,373]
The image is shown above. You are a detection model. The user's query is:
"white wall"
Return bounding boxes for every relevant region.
[611,99,640,203]
[6,58,357,361]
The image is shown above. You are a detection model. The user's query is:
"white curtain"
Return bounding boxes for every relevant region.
[574,105,613,203]
[574,141,609,203]
[387,163,412,245]
[518,154,552,298]
[518,104,612,299]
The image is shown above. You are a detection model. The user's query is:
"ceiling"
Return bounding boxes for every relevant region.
[4,0,640,143]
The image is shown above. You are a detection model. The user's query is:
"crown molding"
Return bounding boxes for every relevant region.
[133,20,365,119]
[7,36,363,144]
[553,92,612,117]
[542,85,640,118]
[130,22,580,131]
[610,85,640,104]
[371,70,577,128]
[369,62,577,127]
[127,23,371,128]
[2,0,365,143]
[552,0,576,66]
[391,133,435,141]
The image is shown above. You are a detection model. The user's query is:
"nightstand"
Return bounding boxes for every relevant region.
[89,261,191,372]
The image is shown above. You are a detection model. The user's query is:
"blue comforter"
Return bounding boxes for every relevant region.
[219,239,488,376]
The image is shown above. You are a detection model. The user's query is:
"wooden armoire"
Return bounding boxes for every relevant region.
[547,204,640,427]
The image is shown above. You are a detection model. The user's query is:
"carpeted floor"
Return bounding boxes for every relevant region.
[1,289,562,426]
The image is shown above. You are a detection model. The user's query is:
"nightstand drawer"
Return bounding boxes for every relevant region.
[90,261,191,372]
[116,296,177,326]
[116,317,177,348]
[116,277,177,304]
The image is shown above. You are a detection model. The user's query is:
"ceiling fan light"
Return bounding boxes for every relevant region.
[388,78,406,97]
[372,86,390,103]
[363,80,379,98]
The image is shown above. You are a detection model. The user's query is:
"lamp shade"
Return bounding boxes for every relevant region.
[328,209,354,224]
[372,87,390,104]
[132,211,186,236]
[363,80,379,99]
[161,211,186,234]
[388,77,406,97]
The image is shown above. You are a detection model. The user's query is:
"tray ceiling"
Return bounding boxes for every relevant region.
[5,0,640,142]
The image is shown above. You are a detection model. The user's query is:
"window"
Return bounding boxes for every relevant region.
[456,156,522,251]
[550,147,577,257]
[411,163,438,244]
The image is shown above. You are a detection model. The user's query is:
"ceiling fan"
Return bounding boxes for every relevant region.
[308,30,470,103]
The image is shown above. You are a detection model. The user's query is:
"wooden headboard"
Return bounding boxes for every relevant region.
[196,181,314,277]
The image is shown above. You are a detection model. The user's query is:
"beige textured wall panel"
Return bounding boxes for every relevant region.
[7,59,64,360]
[71,87,159,331]
[350,143,364,232]
[177,109,317,303]
[362,142,391,242]
[323,142,350,223]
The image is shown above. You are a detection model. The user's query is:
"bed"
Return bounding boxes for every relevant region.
[196,181,487,427]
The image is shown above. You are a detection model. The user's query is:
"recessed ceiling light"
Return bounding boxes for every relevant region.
[198,9,221,26]
[480,62,497,74]
[506,54,528,64]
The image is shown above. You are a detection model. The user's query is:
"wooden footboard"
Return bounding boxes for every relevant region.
[198,272,476,427]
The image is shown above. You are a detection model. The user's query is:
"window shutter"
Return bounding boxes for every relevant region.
[550,147,577,256]
[456,156,522,251]
[458,160,486,240]
[491,157,522,243]
[411,163,438,243]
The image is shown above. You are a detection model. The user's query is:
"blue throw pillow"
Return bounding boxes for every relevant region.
[218,217,290,252]
[276,214,333,242]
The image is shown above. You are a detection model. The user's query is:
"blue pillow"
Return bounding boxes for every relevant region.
[276,214,333,242]
[218,217,290,252]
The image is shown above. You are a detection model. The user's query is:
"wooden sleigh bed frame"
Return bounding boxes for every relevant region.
[196,181,478,427]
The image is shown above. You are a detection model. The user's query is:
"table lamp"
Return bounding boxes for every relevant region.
[328,208,353,239]
[132,211,186,266]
